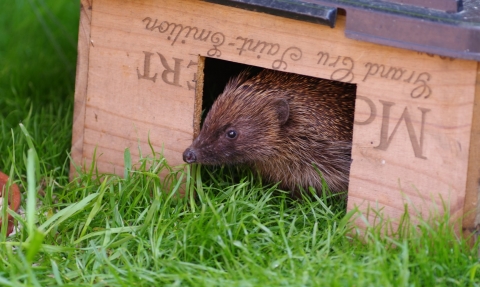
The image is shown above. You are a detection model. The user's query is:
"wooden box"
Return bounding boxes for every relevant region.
[72,0,480,234]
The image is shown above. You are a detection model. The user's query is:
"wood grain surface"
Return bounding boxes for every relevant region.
[462,64,480,239]
[71,0,93,177]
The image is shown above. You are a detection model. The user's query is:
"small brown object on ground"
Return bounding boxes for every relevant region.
[0,171,21,236]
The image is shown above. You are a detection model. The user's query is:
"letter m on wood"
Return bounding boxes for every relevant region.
[375,100,431,159]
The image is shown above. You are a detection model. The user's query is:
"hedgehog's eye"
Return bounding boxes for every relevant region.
[226,129,237,139]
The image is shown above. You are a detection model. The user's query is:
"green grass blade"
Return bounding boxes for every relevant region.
[19,124,41,181]
[79,177,108,238]
[39,193,99,233]
[124,148,131,180]
[26,148,37,235]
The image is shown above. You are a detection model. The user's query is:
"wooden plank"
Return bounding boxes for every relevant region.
[74,0,478,231]
[70,0,93,178]
[462,63,480,240]
[349,56,477,231]
[194,57,205,138]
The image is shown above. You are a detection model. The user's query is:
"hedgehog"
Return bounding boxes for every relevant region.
[183,69,355,197]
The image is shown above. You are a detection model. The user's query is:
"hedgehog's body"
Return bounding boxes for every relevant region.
[183,69,355,196]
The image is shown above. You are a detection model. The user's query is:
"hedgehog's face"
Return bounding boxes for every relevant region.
[182,96,289,166]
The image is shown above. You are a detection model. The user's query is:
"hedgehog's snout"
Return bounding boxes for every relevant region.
[183,147,197,163]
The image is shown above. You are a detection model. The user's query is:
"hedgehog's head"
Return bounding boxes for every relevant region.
[183,73,289,166]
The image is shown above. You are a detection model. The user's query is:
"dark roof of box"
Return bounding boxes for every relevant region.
[205,0,480,61]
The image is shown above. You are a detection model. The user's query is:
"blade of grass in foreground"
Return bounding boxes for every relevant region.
[25,148,45,264]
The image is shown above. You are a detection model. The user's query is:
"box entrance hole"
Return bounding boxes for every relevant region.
[194,57,357,196]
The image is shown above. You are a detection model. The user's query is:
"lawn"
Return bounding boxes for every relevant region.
[1,1,479,286]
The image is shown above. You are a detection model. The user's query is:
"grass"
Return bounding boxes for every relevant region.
[1,0,480,286]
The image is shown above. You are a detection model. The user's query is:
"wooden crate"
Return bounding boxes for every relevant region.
[72,0,480,234]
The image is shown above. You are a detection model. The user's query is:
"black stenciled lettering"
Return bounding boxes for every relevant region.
[317,51,329,65]
[235,36,254,55]
[391,67,406,80]
[271,46,302,70]
[142,17,171,33]
[187,80,196,90]
[363,62,385,82]
[375,100,431,159]
[157,53,182,87]
[328,56,341,67]
[187,60,197,68]
[410,72,432,99]
[193,29,211,41]
[142,17,156,30]
[142,17,223,56]
[235,37,279,56]
[253,41,280,55]
[170,25,198,46]
[137,51,158,82]
[404,71,415,83]
[331,57,355,83]
[207,32,225,57]
[354,95,376,125]
[152,20,172,33]
[381,67,406,80]
[153,22,199,46]
[186,60,197,90]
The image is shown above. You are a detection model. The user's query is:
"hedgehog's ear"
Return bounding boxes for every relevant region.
[273,98,289,125]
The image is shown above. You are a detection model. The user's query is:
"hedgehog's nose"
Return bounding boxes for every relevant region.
[183,148,197,163]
